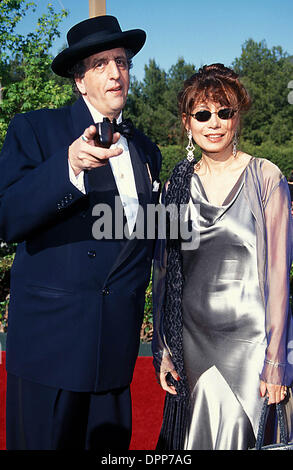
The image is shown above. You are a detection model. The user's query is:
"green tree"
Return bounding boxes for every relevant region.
[164,58,197,144]
[165,58,196,115]
[125,57,197,145]
[125,60,166,143]
[124,75,155,138]
[126,41,293,150]
[0,1,73,149]
[233,39,293,146]
[142,59,167,108]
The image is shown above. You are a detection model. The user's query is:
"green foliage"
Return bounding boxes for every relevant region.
[0,1,73,148]
[0,251,14,332]
[159,141,293,184]
[124,57,196,145]
[125,39,293,154]
[140,275,153,343]
[232,39,293,146]
[239,139,293,178]
[0,243,16,330]
[159,144,201,183]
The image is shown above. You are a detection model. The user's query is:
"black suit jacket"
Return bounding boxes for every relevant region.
[0,97,161,392]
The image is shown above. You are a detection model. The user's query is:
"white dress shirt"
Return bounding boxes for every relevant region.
[69,97,139,235]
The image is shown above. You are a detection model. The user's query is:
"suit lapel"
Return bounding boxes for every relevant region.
[128,133,153,205]
[70,96,95,138]
[105,132,152,282]
[70,102,152,280]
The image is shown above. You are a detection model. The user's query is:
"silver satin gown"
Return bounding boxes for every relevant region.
[182,171,267,450]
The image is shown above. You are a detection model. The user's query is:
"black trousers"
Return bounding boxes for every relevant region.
[6,373,132,450]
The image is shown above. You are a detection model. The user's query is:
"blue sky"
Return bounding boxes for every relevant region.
[16,0,293,81]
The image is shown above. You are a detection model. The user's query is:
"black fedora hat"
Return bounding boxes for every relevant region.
[51,15,146,77]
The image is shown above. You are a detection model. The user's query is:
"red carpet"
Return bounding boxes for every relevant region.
[0,352,165,451]
[130,356,165,450]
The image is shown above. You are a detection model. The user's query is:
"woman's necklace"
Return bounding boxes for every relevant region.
[194,158,203,172]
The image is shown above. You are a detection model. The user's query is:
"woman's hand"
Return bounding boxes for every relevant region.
[159,369,180,395]
[259,380,288,404]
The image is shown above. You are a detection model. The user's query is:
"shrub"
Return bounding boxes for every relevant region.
[239,139,293,178]
[140,275,153,343]
[0,250,14,332]
[160,141,293,182]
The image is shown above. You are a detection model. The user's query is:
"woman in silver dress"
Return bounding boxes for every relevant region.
[152,64,293,450]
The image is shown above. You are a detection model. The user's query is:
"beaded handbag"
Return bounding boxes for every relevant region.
[251,396,293,450]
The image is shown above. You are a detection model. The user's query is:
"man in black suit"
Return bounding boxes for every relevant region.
[0,15,161,450]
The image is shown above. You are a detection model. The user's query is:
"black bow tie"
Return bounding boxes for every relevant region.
[112,118,134,139]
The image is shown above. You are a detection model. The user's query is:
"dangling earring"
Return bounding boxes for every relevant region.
[232,130,238,157]
[186,129,195,162]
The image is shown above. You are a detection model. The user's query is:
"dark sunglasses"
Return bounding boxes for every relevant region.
[190,108,236,122]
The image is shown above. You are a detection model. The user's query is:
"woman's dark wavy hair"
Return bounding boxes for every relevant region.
[157,64,251,450]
